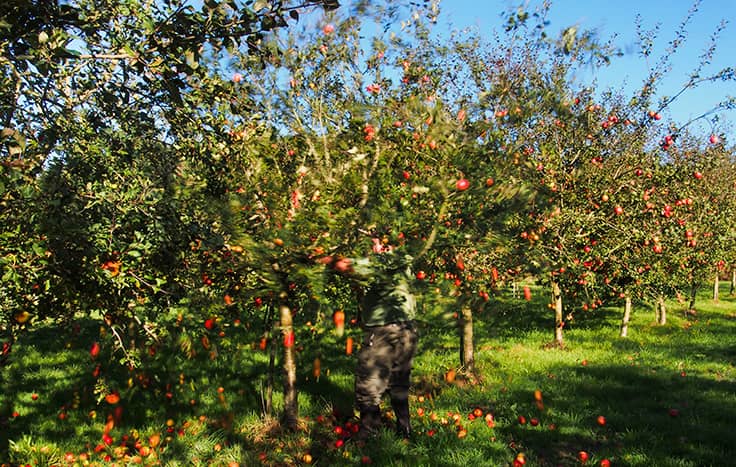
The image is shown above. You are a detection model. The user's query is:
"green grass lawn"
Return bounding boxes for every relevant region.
[2,284,736,466]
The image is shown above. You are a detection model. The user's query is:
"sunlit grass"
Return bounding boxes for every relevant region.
[2,284,735,465]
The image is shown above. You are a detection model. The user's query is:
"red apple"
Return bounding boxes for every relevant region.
[283,330,295,348]
[455,178,470,191]
[332,309,345,327]
[577,450,589,463]
[693,171,703,180]
[596,415,606,426]
[204,318,215,330]
[709,134,720,145]
[613,206,624,215]
[599,460,611,467]
[415,270,427,280]
[105,391,120,404]
[90,342,100,359]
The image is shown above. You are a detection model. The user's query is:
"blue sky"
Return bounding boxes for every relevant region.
[435,0,736,134]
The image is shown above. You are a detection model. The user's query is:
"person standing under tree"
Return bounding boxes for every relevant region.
[321,236,419,439]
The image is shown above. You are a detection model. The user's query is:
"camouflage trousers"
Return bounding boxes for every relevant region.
[355,321,419,410]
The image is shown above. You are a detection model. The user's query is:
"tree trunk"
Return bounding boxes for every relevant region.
[713,271,720,302]
[620,296,632,338]
[280,303,298,430]
[688,282,698,312]
[731,268,735,295]
[260,307,275,417]
[459,303,474,372]
[656,296,667,325]
[266,335,275,416]
[552,280,564,346]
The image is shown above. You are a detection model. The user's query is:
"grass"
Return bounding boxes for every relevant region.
[1,283,736,466]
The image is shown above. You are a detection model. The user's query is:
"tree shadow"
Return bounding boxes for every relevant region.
[2,288,735,464]
[0,317,296,458]
[493,361,736,466]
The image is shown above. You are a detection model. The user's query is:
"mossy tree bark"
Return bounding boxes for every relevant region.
[655,295,667,325]
[620,296,632,337]
[280,303,298,430]
[459,303,474,372]
[552,280,564,346]
[713,271,720,302]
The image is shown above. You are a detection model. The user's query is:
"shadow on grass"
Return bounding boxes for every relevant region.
[495,360,736,466]
[0,314,362,462]
[2,288,735,465]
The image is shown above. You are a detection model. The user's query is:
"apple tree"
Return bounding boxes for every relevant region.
[495,1,736,343]
[184,0,469,427]
[659,134,736,310]
[0,0,345,411]
[448,6,648,347]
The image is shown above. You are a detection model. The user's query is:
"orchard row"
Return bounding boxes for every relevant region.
[1,0,734,428]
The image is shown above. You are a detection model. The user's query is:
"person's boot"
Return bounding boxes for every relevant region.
[358,405,382,440]
[391,397,411,439]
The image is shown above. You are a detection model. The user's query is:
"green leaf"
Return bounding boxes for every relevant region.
[63,48,82,57]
